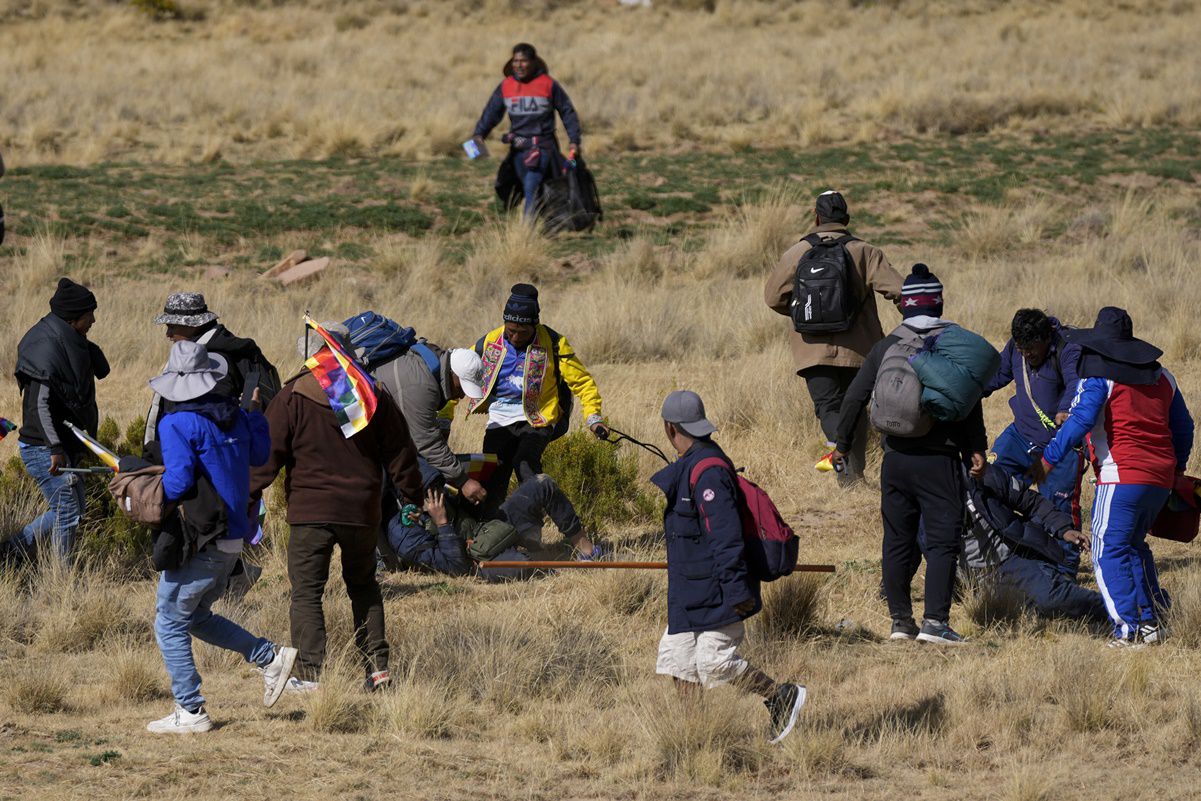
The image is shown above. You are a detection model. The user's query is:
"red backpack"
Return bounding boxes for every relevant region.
[688,457,799,582]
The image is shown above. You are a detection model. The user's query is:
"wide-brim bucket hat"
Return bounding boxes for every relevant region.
[149,340,229,402]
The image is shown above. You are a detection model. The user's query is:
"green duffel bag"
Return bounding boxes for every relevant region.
[466,519,521,562]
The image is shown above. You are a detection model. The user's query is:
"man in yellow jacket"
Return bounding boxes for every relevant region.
[466,284,607,555]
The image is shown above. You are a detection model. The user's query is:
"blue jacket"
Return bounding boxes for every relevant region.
[386,513,472,576]
[985,322,1081,449]
[159,397,271,543]
[473,70,582,145]
[651,440,759,635]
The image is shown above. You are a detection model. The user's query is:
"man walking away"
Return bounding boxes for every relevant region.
[651,390,806,744]
[145,292,280,451]
[832,264,988,644]
[985,308,1085,573]
[763,191,903,486]
[251,323,422,692]
[9,278,110,563]
[146,341,297,734]
[1034,308,1193,647]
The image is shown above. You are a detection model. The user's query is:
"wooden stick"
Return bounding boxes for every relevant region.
[479,561,836,572]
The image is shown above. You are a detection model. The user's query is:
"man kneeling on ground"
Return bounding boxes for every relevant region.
[954,468,1105,624]
[386,459,593,576]
[651,390,806,745]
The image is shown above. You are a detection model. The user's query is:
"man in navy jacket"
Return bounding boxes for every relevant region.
[651,390,806,745]
[985,309,1085,574]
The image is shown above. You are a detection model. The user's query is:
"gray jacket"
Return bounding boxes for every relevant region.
[371,342,465,487]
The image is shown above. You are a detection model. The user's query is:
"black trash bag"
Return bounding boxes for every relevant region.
[539,157,602,234]
[494,151,523,211]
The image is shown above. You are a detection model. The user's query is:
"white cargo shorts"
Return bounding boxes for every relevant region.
[655,621,749,689]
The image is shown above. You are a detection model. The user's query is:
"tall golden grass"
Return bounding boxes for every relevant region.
[1,0,1200,165]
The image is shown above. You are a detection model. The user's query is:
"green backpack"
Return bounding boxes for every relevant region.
[466,519,521,561]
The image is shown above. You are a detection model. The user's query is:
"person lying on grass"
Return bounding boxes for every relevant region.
[384,458,599,578]
[938,466,1104,624]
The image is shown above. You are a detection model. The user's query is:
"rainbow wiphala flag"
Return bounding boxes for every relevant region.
[458,453,499,484]
[304,315,377,439]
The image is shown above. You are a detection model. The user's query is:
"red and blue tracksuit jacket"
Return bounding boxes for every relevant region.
[473,71,582,146]
[1042,369,1193,487]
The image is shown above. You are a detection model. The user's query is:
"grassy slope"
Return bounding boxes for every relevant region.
[2,130,1201,800]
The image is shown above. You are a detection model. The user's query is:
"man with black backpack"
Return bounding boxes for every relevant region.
[764,191,903,486]
[651,390,806,745]
[832,265,990,644]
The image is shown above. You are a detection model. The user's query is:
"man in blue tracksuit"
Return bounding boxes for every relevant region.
[1034,308,1194,646]
[958,468,1105,622]
[146,341,298,734]
[985,309,1085,574]
[651,390,806,745]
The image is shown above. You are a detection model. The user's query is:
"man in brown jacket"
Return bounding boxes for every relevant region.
[251,322,423,693]
[763,191,904,485]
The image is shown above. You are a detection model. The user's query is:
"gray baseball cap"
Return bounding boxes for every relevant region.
[661,390,716,438]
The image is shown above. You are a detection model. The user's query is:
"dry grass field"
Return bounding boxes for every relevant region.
[3,2,1201,800]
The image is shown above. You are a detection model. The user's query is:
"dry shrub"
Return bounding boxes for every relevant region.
[783,726,852,779]
[371,677,468,740]
[961,573,1030,630]
[462,215,553,289]
[393,609,621,710]
[957,197,1056,260]
[2,659,70,713]
[30,560,149,653]
[694,186,805,280]
[751,574,824,640]
[102,640,169,703]
[587,569,661,617]
[1166,566,1201,647]
[303,650,373,734]
[634,688,764,784]
[12,231,68,293]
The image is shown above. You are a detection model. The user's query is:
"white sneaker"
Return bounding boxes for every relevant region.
[285,677,320,694]
[261,646,299,708]
[146,705,213,734]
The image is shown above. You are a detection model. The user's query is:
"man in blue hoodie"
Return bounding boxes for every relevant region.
[146,341,298,735]
[651,391,806,745]
[985,309,1085,573]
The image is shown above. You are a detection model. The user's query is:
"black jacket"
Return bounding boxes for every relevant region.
[964,468,1074,568]
[836,330,987,458]
[15,314,110,457]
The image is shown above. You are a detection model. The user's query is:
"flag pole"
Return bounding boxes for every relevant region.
[479,560,836,572]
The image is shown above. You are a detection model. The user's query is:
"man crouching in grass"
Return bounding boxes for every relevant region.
[651,390,807,744]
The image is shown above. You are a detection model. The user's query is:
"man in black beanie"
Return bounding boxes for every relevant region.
[7,278,109,563]
[832,264,989,645]
[459,283,607,559]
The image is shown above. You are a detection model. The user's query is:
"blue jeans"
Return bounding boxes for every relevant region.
[1091,483,1172,640]
[990,424,1085,574]
[995,553,1108,622]
[513,148,554,217]
[16,445,86,562]
[155,547,275,710]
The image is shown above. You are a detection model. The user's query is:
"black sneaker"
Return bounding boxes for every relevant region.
[890,618,920,641]
[916,619,965,645]
[764,683,807,744]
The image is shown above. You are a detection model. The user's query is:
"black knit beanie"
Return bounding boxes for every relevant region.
[901,263,944,319]
[49,277,98,320]
[503,283,540,325]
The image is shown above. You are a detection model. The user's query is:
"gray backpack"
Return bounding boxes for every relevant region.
[869,324,946,437]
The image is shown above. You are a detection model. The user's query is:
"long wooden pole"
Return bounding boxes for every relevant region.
[479,561,836,572]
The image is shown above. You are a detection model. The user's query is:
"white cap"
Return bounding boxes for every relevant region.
[449,348,486,400]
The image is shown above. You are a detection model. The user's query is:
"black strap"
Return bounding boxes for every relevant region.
[602,426,670,464]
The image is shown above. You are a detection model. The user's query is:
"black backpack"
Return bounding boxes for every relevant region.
[789,233,861,335]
